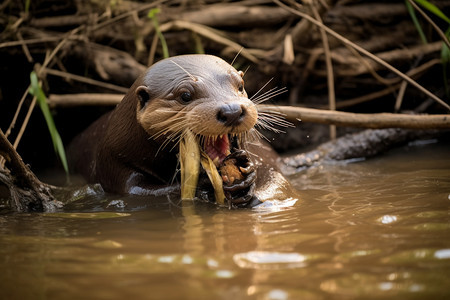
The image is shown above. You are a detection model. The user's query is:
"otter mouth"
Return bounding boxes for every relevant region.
[202,134,237,166]
[179,130,256,207]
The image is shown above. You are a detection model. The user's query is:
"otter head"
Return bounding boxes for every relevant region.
[135,54,258,163]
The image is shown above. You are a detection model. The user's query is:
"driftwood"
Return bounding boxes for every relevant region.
[47,93,450,130]
[281,128,438,174]
[178,4,295,28]
[0,129,62,212]
[2,0,449,104]
[260,105,450,129]
[70,42,147,87]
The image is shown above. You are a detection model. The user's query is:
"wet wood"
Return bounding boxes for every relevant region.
[70,42,147,87]
[2,0,449,110]
[48,93,123,107]
[260,105,450,129]
[0,129,62,212]
[281,128,437,173]
[47,93,450,129]
[178,4,295,27]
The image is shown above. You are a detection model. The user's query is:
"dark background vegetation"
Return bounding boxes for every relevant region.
[0,0,449,175]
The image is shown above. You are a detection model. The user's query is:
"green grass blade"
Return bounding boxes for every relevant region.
[30,71,69,174]
[406,0,428,44]
[441,35,450,97]
[414,0,450,24]
[148,8,169,59]
[192,32,205,54]
[25,0,30,14]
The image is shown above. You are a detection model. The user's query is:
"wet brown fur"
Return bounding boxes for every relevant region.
[69,55,259,195]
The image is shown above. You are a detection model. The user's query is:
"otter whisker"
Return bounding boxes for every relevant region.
[155,109,189,114]
[170,161,181,187]
[256,114,291,133]
[250,127,270,143]
[231,48,243,66]
[151,119,191,154]
[256,120,285,134]
[166,130,186,153]
[168,120,205,152]
[248,128,263,141]
[170,60,197,82]
[254,105,294,137]
[149,115,189,140]
[250,78,274,101]
[252,87,288,104]
[242,65,251,77]
[258,112,294,129]
[151,126,180,141]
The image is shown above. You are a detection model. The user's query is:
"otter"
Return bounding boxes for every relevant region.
[69,54,298,207]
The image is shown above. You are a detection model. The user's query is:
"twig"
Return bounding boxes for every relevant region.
[159,20,260,63]
[48,93,123,107]
[330,42,442,77]
[16,31,33,63]
[13,95,37,150]
[6,27,84,148]
[148,31,160,66]
[0,0,12,11]
[311,2,336,139]
[274,0,450,111]
[394,81,408,112]
[44,93,450,129]
[406,0,450,49]
[259,104,450,129]
[4,87,30,138]
[43,68,129,93]
[334,84,402,109]
[90,0,168,32]
[341,43,393,86]
[0,129,62,212]
[0,36,68,49]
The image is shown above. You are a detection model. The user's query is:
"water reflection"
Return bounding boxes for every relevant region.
[0,142,449,299]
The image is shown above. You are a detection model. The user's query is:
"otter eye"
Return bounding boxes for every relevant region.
[238,83,244,93]
[180,92,192,103]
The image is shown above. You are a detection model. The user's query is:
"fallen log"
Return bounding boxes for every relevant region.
[48,93,123,107]
[281,128,439,174]
[47,93,450,129]
[259,105,450,129]
[178,4,295,28]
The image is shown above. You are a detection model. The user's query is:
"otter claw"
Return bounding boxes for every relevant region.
[228,149,247,160]
[220,148,257,208]
[223,171,256,192]
[223,149,254,175]
[239,162,254,174]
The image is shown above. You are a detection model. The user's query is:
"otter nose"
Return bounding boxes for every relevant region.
[217,103,246,127]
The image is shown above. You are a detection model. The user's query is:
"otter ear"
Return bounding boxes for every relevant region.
[238,70,244,78]
[135,86,152,109]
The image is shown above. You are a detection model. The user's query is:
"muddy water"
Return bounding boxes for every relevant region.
[1,141,449,299]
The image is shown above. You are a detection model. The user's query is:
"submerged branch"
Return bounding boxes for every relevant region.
[0,129,62,212]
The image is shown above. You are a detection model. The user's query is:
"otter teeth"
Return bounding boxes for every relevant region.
[203,134,231,164]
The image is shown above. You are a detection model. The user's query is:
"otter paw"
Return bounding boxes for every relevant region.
[219,150,257,207]
[220,150,256,191]
[228,195,262,208]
